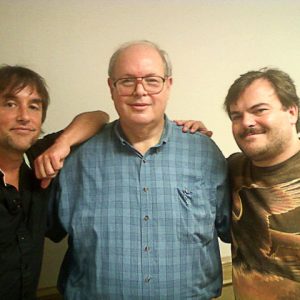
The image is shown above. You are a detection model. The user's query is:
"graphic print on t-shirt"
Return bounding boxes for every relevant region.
[232,178,300,300]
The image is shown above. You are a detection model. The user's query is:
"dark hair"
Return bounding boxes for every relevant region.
[224,68,300,131]
[0,65,49,122]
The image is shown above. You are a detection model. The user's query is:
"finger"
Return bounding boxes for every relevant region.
[41,178,52,189]
[184,121,203,133]
[189,122,201,133]
[173,120,184,125]
[189,122,206,133]
[200,130,213,137]
[41,157,55,177]
[34,157,45,179]
[35,155,58,178]
[47,153,64,172]
[206,130,213,137]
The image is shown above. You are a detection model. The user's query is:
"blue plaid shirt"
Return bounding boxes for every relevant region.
[48,117,231,300]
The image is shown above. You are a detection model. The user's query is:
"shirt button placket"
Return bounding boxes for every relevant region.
[140,156,152,292]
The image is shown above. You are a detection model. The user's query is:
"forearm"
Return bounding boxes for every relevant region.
[34,110,109,188]
[58,110,109,147]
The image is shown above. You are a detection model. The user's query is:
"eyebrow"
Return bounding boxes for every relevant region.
[30,98,43,105]
[249,102,270,109]
[2,92,17,100]
[2,93,43,103]
[118,73,160,78]
[229,102,271,116]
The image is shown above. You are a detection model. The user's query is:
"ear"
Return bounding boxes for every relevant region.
[166,76,173,87]
[164,77,173,94]
[288,105,299,125]
[107,78,114,99]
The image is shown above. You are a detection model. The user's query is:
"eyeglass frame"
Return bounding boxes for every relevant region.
[112,75,167,96]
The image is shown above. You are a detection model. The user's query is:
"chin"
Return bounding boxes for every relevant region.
[238,145,257,157]
[131,116,153,124]
[243,149,268,161]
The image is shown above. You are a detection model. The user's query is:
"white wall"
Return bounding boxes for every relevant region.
[1,0,300,288]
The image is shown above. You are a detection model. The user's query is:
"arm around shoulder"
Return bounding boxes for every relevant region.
[34,110,109,188]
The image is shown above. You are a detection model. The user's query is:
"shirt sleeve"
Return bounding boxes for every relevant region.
[26,131,62,166]
[215,155,232,243]
[45,176,67,242]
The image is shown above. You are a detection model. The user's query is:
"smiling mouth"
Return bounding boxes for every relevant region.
[130,103,150,110]
[131,102,149,106]
[11,128,36,134]
[246,132,258,137]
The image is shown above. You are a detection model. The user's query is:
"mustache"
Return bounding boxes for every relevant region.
[239,127,265,138]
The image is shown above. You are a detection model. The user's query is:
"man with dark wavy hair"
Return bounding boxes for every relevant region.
[225,68,300,299]
[0,65,108,300]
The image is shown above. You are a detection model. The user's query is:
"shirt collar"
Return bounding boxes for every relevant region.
[0,169,4,186]
[113,115,171,149]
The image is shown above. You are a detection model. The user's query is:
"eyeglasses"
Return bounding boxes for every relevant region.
[113,76,166,96]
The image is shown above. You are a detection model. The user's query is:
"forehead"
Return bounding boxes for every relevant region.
[230,79,280,111]
[113,45,165,77]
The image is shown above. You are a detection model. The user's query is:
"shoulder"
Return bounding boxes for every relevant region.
[171,122,224,153]
[227,152,251,177]
[169,121,215,144]
[62,122,115,166]
[27,131,62,162]
[75,121,115,149]
[227,152,247,166]
[168,122,227,169]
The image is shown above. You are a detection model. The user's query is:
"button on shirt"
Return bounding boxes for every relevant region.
[48,117,231,300]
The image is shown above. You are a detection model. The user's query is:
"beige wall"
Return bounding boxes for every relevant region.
[1,0,300,289]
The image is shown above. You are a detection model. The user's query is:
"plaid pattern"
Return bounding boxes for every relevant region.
[49,117,231,300]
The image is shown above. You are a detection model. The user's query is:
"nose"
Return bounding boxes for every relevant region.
[133,79,147,97]
[16,106,30,122]
[241,112,256,128]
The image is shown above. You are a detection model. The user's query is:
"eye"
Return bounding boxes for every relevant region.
[29,103,42,111]
[230,113,241,121]
[144,77,161,86]
[29,100,43,111]
[30,104,41,111]
[4,100,17,108]
[254,108,268,115]
[118,78,136,87]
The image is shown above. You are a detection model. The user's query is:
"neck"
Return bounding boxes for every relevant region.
[0,150,23,189]
[120,119,165,155]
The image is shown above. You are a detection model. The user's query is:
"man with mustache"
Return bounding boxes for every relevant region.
[225,68,300,299]
[44,40,231,299]
[0,65,108,300]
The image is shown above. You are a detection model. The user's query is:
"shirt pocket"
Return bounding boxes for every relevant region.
[176,187,216,244]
